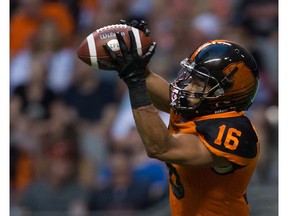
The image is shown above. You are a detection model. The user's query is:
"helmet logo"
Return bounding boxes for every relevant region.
[221,66,238,86]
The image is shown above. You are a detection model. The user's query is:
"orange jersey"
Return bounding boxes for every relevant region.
[167,111,260,216]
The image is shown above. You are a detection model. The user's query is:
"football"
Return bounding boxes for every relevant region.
[77,24,153,70]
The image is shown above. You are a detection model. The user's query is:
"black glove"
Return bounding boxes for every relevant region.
[99,30,156,88]
[98,18,154,85]
[119,19,151,36]
[98,29,156,109]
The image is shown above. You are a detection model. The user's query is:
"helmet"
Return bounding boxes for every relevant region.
[170,39,259,117]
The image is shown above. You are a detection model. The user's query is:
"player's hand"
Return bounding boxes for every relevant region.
[98,30,156,88]
[119,19,151,36]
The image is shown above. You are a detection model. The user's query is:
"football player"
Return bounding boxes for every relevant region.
[98,20,260,216]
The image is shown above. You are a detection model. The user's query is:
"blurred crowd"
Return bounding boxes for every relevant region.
[10,0,278,215]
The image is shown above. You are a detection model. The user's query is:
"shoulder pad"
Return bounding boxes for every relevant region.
[195,115,259,164]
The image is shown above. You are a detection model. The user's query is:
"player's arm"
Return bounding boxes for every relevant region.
[145,67,170,113]
[132,105,229,167]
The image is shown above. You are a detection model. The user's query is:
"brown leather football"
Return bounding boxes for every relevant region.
[77,24,152,70]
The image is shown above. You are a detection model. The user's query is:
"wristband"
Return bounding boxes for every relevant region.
[128,82,152,109]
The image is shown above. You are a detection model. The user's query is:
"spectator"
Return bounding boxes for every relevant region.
[10,0,75,57]
[87,140,152,215]
[63,60,119,123]
[11,19,75,95]
[20,136,88,216]
[12,55,57,120]
[98,126,169,210]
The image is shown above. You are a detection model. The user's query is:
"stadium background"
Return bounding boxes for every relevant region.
[9,0,278,215]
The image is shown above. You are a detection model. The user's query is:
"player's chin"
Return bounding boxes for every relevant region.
[188,98,201,106]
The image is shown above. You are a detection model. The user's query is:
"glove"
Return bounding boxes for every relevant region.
[119,19,151,36]
[98,27,156,109]
[98,30,157,89]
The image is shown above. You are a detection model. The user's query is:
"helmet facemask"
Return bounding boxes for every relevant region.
[170,58,224,113]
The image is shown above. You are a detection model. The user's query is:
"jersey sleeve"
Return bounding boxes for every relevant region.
[195,115,259,166]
